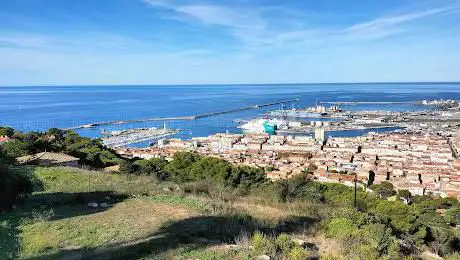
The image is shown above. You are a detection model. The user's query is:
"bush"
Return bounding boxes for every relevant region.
[164,152,268,189]
[2,140,30,158]
[0,160,34,210]
[371,181,396,199]
[252,232,277,256]
[0,127,14,137]
[182,181,213,195]
[359,223,393,254]
[134,158,169,180]
[325,217,359,240]
[372,200,417,234]
[275,233,294,253]
[267,174,324,203]
[445,207,460,226]
[288,245,310,260]
[119,160,139,175]
[251,232,310,258]
[427,226,459,256]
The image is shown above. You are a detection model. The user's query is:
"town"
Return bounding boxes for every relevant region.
[116,128,460,199]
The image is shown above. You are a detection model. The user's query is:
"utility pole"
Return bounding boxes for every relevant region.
[354,174,357,210]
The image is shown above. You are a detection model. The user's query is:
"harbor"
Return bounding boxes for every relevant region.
[66,98,460,148]
[64,98,300,130]
[101,126,180,148]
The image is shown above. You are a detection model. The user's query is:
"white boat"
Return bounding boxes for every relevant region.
[239,118,288,133]
[239,119,266,133]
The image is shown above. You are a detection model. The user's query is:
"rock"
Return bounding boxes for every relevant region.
[162,187,171,192]
[87,202,98,208]
[225,244,240,251]
[304,242,319,251]
[100,202,110,208]
[257,255,270,260]
[292,238,306,246]
[421,250,443,260]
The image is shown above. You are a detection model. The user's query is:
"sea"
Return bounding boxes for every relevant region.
[1,83,460,147]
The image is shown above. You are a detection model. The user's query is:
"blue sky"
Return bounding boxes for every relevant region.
[0,0,459,85]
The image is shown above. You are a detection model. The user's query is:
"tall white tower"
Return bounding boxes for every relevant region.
[315,127,325,142]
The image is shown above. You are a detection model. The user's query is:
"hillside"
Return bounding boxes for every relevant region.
[1,166,460,259]
[0,167,322,259]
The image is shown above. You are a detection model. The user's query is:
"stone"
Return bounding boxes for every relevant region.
[257,255,270,260]
[87,202,98,208]
[100,202,110,208]
[292,238,306,246]
[225,244,240,251]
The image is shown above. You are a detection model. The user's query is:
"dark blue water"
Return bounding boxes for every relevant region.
[1,83,460,146]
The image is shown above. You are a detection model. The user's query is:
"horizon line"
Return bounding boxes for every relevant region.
[1,81,460,87]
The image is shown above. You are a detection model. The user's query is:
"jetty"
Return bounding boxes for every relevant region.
[320,101,416,105]
[277,125,402,135]
[64,99,300,130]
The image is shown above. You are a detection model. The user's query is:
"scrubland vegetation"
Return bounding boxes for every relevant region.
[1,127,460,259]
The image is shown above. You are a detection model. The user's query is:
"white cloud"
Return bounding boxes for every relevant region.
[347,7,453,32]
[144,0,459,49]
[0,32,158,54]
[144,0,263,28]
[0,34,50,48]
[1,0,459,85]
[143,0,274,45]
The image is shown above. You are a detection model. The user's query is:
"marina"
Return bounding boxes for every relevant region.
[101,127,180,148]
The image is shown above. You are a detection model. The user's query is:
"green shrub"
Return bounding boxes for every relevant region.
[359,223,393,255]
[325,218,359,240]
[427,226,459,256]
[445,207,460,226]
[0,161,35,210]
[0,127,14,137]
[252,232,276,256]
[275,233,294,253]
[354,244,380,259]
[372,200,417,234]
[287,245,310,260]
[1,140,29,158]
[134,158,169,180]
[119,160,139,175]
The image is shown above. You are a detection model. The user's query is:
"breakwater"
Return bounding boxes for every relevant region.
[64,99,300,130]
[320,101,416,105]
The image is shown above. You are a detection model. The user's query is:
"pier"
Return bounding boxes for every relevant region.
[64,99,300,130]
[277,125,402,135]
[194,99,300,119]
[320,101,416,105]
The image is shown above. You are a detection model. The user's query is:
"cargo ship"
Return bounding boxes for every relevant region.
[263,121,277,134]
[239,118,286,134]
